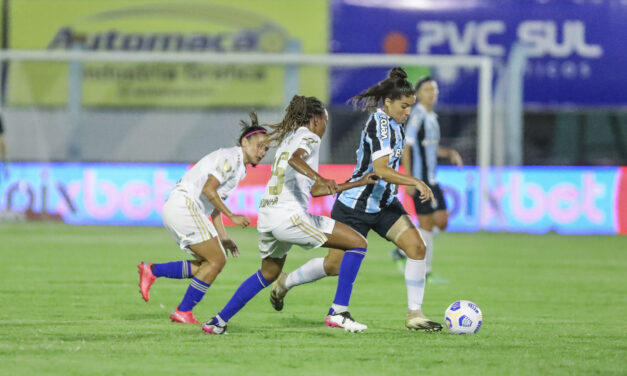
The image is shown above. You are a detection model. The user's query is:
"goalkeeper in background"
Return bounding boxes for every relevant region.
[390,76,463,283]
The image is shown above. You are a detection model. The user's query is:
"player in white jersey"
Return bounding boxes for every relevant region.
[202,95,377,335]
[137,112,270,324]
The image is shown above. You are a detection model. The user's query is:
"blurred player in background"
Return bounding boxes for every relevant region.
[390,77,463,283]
[202,95,377,335]
[270,68,442,332]
[137,113,269,324]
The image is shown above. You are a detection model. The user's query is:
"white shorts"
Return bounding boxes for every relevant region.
[258,212,336,259]
[162,189,218,255]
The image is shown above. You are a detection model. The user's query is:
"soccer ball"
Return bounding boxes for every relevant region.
[444,300,483,334]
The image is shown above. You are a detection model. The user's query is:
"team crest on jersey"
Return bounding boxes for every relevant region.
[220,159,233,178]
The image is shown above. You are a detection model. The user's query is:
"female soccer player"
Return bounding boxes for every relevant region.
[202,95,377,335]
[391,76,464,282]
[270,68,443,331]
[137,112,270,324]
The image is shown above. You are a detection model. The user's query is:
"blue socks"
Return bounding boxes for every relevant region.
[333,247,367,307]
[217,270,270,323]
[178,277,210,311]
[152,261,191,279]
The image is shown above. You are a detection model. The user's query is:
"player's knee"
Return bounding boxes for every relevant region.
[435,217,448,231]
[353,237,367,250]
[260,269,280,282]
[403,242,426,260]
[208,254,226,273]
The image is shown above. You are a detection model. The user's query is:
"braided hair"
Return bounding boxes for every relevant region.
[237,111,267,145]
[267,95,326,146]
[350,67,415,112]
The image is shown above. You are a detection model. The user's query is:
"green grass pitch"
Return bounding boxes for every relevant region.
[1,222,626,376]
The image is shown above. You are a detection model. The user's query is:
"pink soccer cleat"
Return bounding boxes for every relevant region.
[201,317,227,335]
[170,308,200,324]
[138,262,156,302]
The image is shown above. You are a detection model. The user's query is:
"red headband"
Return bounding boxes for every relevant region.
[243,129,267,139]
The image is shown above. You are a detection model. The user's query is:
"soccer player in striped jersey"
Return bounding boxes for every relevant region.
[137,112,270,324]
[270,68,443,331]
[202,95,377,335]
[391,77,463,283]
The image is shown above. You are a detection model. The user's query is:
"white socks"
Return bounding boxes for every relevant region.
[285,257,327,290]
[419,228,434,275]
[405,258,426,311]
[331,303,348,314]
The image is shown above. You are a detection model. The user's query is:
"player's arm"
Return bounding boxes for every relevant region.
[311,172,379,197]
[438,146,463,168]
[373,156,433,203]
[211,209,240,258]
[201,175,250,228]
[288,148,339,197]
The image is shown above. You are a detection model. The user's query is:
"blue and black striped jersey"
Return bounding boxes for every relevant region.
[338,109,405,213]
[405,103,440,185]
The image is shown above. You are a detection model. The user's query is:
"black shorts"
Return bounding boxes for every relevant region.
[331,198,408,239]
[413,183,447,215]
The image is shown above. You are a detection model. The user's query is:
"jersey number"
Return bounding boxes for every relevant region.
[268,151,290,195]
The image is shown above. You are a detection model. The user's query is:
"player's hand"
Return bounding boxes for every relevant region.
[316,177,338,195]
[415,181,434,203]
[229,214,250,228]
[221,238,240,258]
[449,150,463,168]
[404,185,416,197]
[358,172,379,185]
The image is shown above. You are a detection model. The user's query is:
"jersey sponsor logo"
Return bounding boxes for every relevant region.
[380,118,389,140]
[259,196,279,208]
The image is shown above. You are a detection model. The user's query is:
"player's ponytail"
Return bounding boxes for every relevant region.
[237,111,267,145]
[267,95,325,145]
[351,66,414,111]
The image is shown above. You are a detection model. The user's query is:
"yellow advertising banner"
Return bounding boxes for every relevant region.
[8,0,328,107]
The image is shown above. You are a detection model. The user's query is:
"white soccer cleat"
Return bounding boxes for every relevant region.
[325,311,368,333]
[405,309,443,332]
[269,272,289,311]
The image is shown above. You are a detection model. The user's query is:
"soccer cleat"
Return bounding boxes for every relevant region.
[138,262,156,302]
[201,317,227,335]
[269,272,288,311]
[405,309,443,332]
[325,311,368,333]
[170,308,200,324]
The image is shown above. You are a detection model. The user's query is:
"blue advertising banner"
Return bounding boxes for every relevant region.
[436,166,619,234]
[0,162,623,233]
[331,0,627,107]
[0,162,183,225]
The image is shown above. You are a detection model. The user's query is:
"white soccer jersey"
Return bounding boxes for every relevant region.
[174,146,247,216]
[257,127,321,232]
